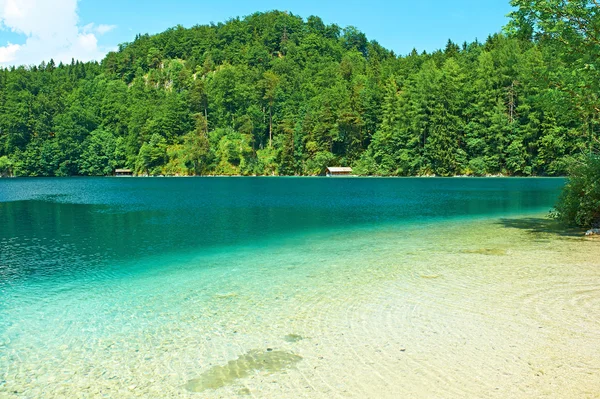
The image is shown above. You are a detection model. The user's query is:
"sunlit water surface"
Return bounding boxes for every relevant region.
[1,177,599,398]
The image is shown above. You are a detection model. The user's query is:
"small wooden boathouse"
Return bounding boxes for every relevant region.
[326,167,353,176]
[114,169,134,176]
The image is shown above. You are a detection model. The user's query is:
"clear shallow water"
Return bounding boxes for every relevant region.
[1,177,599,398]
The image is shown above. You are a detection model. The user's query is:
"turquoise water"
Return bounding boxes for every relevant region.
[0,177,563,285]
[4,177,589,398]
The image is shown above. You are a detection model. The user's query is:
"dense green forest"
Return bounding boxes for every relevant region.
[0,9,596,177]
[509,0,599,228]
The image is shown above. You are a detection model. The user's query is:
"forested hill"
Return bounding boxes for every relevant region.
[0,11,591,177]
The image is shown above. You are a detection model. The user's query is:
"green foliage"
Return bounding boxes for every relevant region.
[256,147,278,175]
[79,129,124,176]
[0,155,13,177]
[510,0,600,227]
[553,155,600,228]
[0,10,596,177]
[136,133,168,175]
[211,128,254,175]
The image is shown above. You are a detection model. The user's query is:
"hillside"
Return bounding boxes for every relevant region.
[0,11,590,176]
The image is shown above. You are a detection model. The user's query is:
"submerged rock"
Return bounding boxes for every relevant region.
[284,334,304,343]
[185,349,302,392]
[214,292,238,299]
[462,248,507,256]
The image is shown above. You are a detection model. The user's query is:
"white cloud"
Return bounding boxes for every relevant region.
[0,42,19,63]
[0,0,116,67]
[82,22,116,35]
[95,24,116,35]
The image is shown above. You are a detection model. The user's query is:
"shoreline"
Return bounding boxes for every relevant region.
[0,174,569,179]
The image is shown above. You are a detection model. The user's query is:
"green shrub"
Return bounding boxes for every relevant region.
[467,157,487,176]
[0,156,13,177]
[553,155,600,228]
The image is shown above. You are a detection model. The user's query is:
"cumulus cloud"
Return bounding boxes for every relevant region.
[0,0,116,67]
[0,42,19,63]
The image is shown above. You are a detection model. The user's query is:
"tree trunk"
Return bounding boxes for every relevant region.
[269,104,273,148]
[204,102,208,134]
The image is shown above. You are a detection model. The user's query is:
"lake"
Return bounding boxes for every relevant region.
[1,177,599,398]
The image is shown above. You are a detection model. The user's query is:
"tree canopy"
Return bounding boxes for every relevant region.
[0,10,595,176]
[508,0,600,227]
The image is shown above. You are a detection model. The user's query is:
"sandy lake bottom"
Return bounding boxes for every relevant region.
[1,213,599,398]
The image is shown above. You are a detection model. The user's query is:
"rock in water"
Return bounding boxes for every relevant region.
[284,334,304,343]
[185,349,302,392]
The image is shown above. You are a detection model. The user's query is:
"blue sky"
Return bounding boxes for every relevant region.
[0,0,513,66]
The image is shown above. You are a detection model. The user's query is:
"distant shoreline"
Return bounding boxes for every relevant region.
[0,174,569,179]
